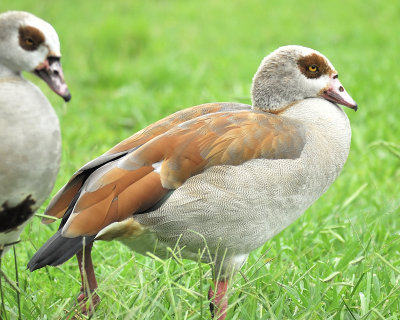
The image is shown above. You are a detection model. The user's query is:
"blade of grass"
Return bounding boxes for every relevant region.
[340,183,368,210]
[33,213,59,221]
[13,246,21,320]
[0,258,8,320]
[375,253,400,274]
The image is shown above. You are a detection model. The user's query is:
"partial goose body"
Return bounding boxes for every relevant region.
[0,11,70,256]
[28,45,357,319]
[113,98,351,272]
[0,77,60,250]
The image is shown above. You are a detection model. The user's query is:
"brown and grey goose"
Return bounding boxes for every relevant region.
[0,11,70,257]
[28,45,356,319]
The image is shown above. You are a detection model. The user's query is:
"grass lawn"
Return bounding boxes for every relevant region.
[2,0,400,318]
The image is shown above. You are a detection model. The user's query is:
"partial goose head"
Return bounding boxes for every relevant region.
[0,11,70,257]
[251,45,356,112]
[0,11,70,101]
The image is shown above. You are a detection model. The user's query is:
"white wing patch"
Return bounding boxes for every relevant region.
[152,161,163,174]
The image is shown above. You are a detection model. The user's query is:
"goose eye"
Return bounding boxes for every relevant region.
[25,38,34,46]
[19,26,44,51]
[308,65,318,72]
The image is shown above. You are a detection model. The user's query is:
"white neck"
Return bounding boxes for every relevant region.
[282,98,350,131]
[282,97,352,168]
[0,64,21,78]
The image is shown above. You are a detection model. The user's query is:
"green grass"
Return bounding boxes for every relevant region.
[2,0,400,318]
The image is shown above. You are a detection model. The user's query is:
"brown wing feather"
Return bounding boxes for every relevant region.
[44,103,250,222]
[105,103,242,154]
[42,174,85,223]
[120,110,306,189]
[63,170,168,237]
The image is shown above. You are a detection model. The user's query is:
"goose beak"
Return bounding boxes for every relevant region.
[34,57,71,102]
[321,75,357,111]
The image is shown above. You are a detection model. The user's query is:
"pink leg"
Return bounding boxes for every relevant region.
[76,242,100,315]
[208,280,228,320]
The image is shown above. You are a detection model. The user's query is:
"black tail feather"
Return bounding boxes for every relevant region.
[27,151,130,272]
[27,230,95,271]
[27,183,92,271]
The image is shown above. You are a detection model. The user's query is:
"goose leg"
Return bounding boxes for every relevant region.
[76,242,100,315]
[208,280,228,320]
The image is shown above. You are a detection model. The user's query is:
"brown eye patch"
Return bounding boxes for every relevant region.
[297,53,333,79]
[18,26,45,51]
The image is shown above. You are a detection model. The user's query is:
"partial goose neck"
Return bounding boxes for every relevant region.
[282,98,349,128]
[251,84,301,113]
[282,98,351,157]
[0,64,21,79]
[250,53,307,112]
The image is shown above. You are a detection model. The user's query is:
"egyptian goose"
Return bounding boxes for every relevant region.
[0,11,70,257]
[28,45,357,319]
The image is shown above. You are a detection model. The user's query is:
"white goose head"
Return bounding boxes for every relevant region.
[251,45,357,112]
[0,11,70,101]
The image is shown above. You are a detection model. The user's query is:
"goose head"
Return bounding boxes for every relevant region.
[0,11,70,101]
[251,45,357,112]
